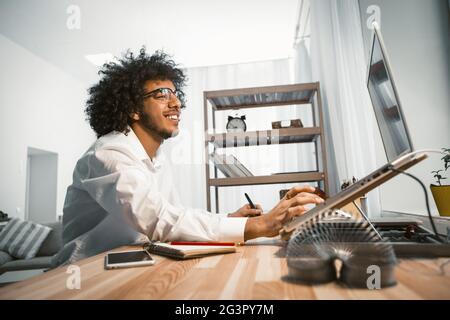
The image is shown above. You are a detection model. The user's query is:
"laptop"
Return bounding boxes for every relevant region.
[280,22,430,244]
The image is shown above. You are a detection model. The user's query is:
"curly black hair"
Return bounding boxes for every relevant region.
[85,47,187,138]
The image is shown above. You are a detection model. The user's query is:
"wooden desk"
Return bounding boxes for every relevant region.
[0,242,449,300]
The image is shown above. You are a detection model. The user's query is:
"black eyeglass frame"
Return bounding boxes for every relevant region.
[143,87,184,100]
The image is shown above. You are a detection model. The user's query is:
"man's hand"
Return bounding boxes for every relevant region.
[243,185,324,241]
[228,204,263,217]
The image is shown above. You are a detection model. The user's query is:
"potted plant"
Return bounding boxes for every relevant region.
[430,148,450,217]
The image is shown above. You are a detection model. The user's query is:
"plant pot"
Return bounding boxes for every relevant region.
[430,184,450,217]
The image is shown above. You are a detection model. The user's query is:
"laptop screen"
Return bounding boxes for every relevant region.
[367,26,413,163]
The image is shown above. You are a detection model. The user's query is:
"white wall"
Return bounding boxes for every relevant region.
[0,34,95,220]
[358,0,450,215]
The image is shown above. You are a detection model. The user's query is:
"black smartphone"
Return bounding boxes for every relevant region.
[104,249,155,269]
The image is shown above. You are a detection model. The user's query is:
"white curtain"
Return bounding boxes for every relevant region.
[290,39,316,178]
[163,59,300,214]
[309,0,381,216]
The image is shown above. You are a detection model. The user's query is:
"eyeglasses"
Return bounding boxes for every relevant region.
[143,87,184,103]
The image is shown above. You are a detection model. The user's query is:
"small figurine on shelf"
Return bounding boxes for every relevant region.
[340,180,351,190]
[341,177,358,190]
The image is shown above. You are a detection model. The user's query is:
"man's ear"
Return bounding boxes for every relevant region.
[130,112,140,121]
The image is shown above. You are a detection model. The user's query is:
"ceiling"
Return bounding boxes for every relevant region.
[0,0,302,83]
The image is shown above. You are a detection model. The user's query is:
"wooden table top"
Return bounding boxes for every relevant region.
[1,241,449,300]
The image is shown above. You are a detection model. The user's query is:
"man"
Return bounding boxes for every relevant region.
[54,48,324,265]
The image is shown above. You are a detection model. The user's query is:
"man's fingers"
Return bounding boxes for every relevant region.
[287,206,307,220]
[285,185,315,199]
[244,204,262,210]
[293,192,320,198]
[248,209,262,216]
[289,193,324,206]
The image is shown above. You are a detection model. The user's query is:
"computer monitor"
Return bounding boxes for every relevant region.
[281,23,433,251]
[367,23,414,163]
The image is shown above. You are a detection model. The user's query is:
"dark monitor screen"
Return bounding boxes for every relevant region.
[367,27,413,163]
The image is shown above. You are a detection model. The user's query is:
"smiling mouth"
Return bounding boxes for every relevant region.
[164,114,180,124]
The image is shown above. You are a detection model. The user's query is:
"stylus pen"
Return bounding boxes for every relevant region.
[244,193,256,209]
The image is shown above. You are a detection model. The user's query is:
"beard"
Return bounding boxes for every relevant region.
[140,112,179,140]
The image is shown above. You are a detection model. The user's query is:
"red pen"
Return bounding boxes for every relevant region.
[169,241,236,246]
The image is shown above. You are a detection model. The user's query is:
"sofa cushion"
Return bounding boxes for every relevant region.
[0,250,13,266]
[0,218,52,259]
[37,221,62,257]
[0,256,53,273]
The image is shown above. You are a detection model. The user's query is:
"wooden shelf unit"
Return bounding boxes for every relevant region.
[209,172,326,187]
[204,82,329,212]
[207,127,321,148]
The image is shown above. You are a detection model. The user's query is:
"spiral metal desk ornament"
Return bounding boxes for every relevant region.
[286,209,398,288]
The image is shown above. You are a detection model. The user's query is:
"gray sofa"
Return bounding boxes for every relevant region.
[0,221,62,275]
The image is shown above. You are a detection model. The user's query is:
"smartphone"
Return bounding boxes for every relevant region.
[104,249,155,269]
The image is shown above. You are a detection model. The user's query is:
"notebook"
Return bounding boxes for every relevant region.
[145,242,236,259]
